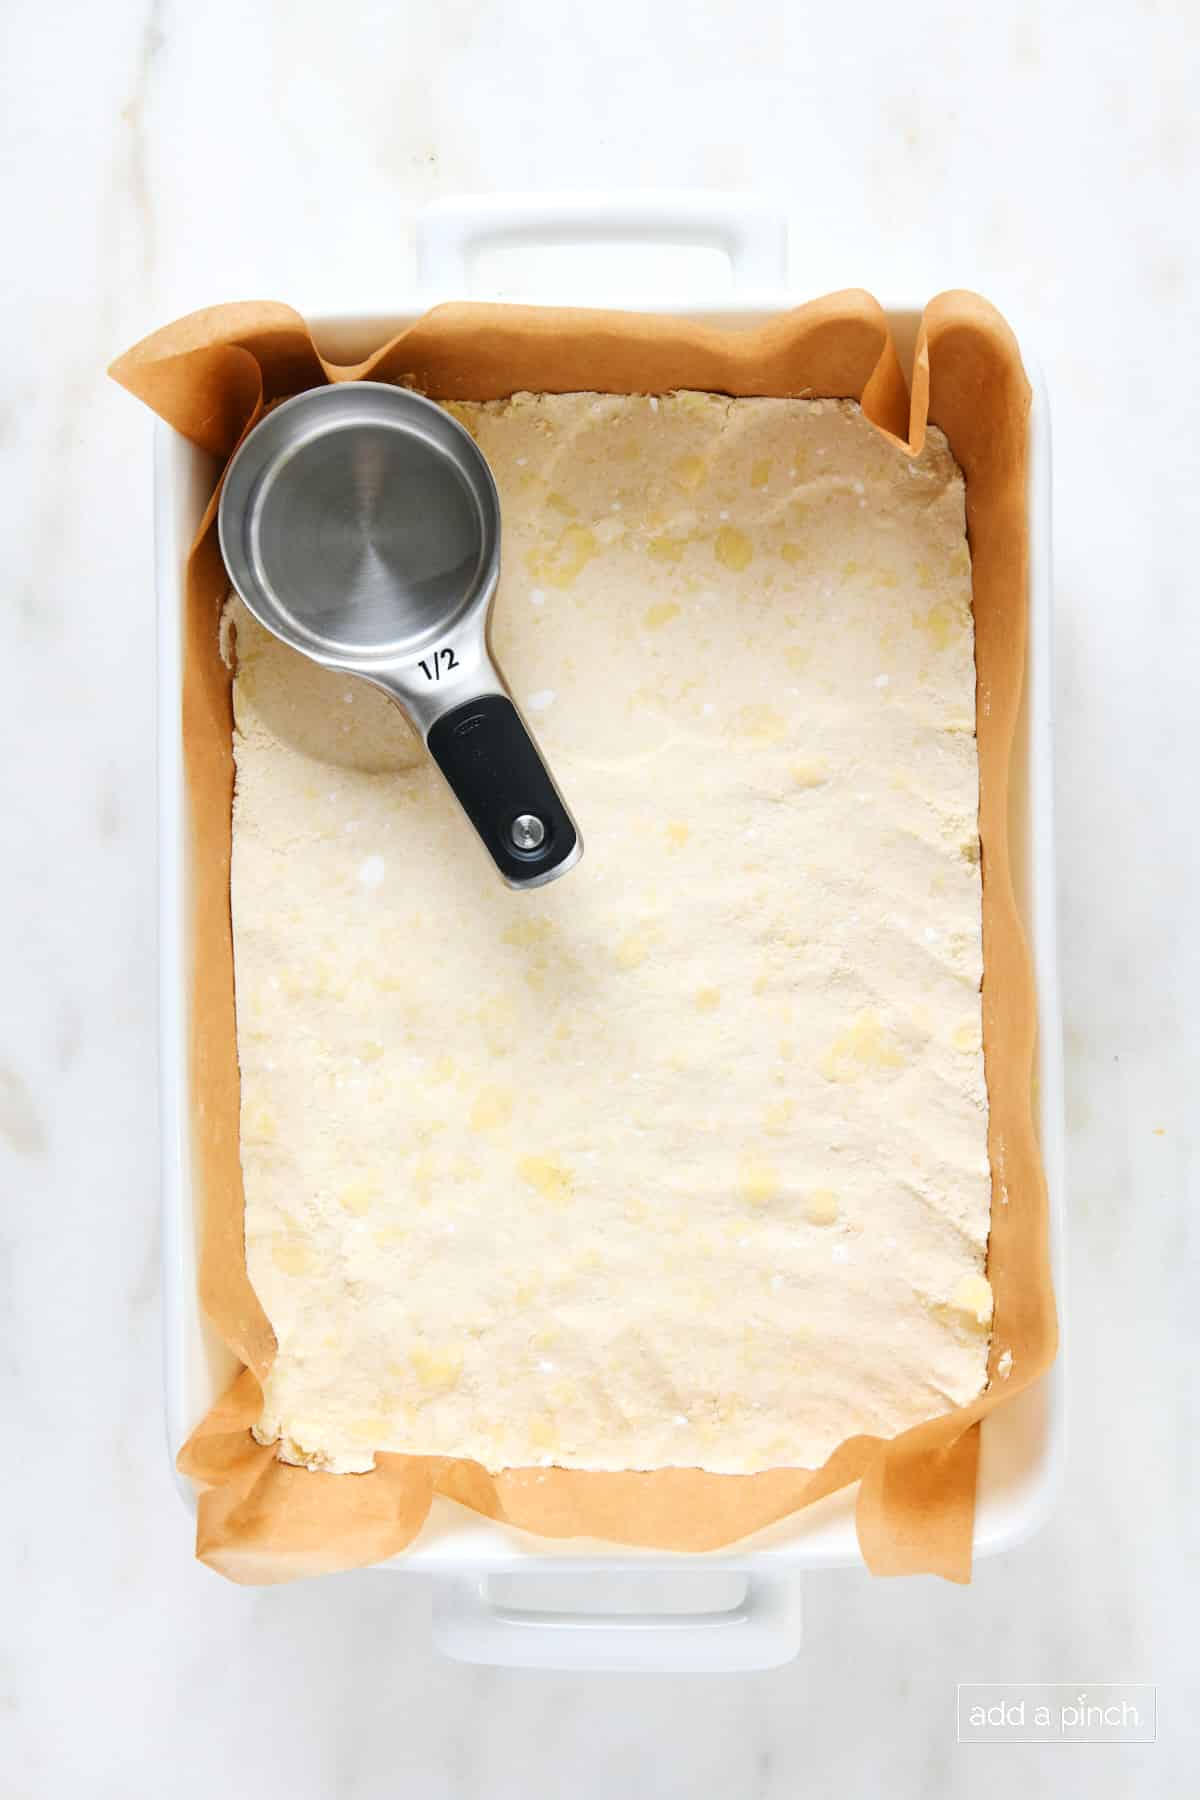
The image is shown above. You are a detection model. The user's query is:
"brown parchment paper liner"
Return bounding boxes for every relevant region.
[111,290,1056,1586]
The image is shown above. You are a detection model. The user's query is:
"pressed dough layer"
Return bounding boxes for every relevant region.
[229,392,993,1476]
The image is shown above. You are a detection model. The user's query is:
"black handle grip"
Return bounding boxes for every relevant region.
[427,694,581,887]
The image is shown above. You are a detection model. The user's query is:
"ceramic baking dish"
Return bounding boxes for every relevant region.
[156,193,1064,1670]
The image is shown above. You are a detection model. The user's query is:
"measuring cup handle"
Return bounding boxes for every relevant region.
[427,695,582,889]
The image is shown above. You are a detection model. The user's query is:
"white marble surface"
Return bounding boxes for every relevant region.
[2,0,1196,1792]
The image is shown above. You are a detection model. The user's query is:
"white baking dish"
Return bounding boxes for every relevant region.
[156,193,1063,1671]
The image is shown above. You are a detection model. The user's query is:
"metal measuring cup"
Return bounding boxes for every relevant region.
[217,382,581,888]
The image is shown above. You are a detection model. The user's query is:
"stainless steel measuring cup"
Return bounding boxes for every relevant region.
[217,382,581,888]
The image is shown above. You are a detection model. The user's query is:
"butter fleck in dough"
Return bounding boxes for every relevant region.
[230,392,990,1476]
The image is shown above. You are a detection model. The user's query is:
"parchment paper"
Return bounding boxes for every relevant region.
[111,290,1056,1585]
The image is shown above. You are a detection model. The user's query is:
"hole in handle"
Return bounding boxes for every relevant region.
[484,1571,751,1619]
[464,240,736,301]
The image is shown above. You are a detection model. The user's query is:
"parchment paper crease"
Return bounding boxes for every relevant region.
[111,290,1056,1585]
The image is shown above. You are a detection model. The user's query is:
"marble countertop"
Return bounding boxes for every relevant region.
[3,1,1195,1794]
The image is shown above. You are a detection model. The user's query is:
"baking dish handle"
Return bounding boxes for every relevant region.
[431,1572,802,1672]
[414,191,788,298]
